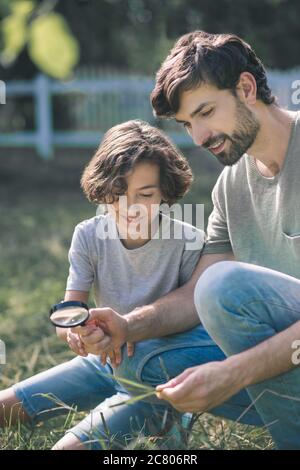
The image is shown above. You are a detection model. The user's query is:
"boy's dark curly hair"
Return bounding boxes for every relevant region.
[81,120,193,206]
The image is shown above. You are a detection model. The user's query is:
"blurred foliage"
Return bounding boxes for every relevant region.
[56,0,300,73]
[0,0,300,80]
[0,0,79,79]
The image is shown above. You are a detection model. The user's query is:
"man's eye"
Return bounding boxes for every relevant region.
[201,108,213,117]
[140,194,153,198]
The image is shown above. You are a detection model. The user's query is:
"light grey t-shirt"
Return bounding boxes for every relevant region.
[66,213,205,313]
[202,111,300,279]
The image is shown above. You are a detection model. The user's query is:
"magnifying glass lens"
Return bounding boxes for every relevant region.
[49,301,89,328]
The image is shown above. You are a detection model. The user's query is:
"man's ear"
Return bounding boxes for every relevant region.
[236,72,257,105]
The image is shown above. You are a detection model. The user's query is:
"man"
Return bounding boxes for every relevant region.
[149,31,300,450]
[76,31,300,449]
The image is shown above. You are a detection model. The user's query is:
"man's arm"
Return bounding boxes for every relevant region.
[156,318,300,413]
[78,252,234,353]
[230,319,300,389]
[125,251,234,343]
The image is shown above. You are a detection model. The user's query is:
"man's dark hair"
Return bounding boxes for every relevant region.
[151,31,275,118]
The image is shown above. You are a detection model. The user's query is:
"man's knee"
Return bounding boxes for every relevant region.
[194,260,246,332]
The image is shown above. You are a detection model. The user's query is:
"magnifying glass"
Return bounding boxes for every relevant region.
[49,301,90,328]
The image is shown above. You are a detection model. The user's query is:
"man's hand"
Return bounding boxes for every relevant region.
[71,308,132,366]
[155,359,244,413]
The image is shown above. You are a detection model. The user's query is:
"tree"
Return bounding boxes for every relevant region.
[1,0,299,80]
[0,0,79,79]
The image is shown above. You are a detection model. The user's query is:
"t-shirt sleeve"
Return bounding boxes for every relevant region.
[202,175,232,255]
[65,223,94,292]
[178,229,205,286]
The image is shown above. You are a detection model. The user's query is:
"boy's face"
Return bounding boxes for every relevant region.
[175,82,260,166]
[108,162,163,237]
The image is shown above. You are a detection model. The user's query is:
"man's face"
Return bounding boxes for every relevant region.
[175,83,260,166]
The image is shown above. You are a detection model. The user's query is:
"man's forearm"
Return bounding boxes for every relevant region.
[227,320,300,390]
[124,252,235,343]
[125,283,199,343]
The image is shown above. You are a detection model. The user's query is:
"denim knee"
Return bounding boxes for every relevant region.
[114,345,141,391]
[115,343,173,394]
[194,260,246,334]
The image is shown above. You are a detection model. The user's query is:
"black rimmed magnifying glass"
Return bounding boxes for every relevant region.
[49,301,90,328]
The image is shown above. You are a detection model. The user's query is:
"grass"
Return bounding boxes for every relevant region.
[0,149,274,450]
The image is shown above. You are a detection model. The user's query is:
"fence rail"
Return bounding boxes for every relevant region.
[0,68,300,158]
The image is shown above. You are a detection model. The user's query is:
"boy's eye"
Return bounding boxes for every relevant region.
[140,194,153,198]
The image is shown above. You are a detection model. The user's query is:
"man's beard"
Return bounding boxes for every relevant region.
[205,98,260,167]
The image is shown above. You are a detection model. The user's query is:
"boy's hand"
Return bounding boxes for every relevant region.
[71,324,134,367]
[66,329,88,357]
[72,324,105,355]
[100,342,135,367]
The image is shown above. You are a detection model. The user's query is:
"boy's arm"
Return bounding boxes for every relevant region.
[125,251,234,342]
[56,290,89,342]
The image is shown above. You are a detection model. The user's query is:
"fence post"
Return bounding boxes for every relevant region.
[35,74,53,159]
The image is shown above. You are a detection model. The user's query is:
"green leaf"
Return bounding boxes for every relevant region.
[0,14,27,65]
[28,12,80,79]
[0,1,34,66]
[12,0,35,18]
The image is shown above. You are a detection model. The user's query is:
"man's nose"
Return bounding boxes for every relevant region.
[191,123,211,147]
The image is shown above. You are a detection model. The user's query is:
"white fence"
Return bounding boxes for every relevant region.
[0,68,300,158]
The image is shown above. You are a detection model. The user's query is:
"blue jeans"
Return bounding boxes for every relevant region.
[194,260,300,450]
[13,324,262,449]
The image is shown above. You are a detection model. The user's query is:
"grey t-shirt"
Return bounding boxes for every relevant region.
[202,111,300,279]
[66,213,205,313]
